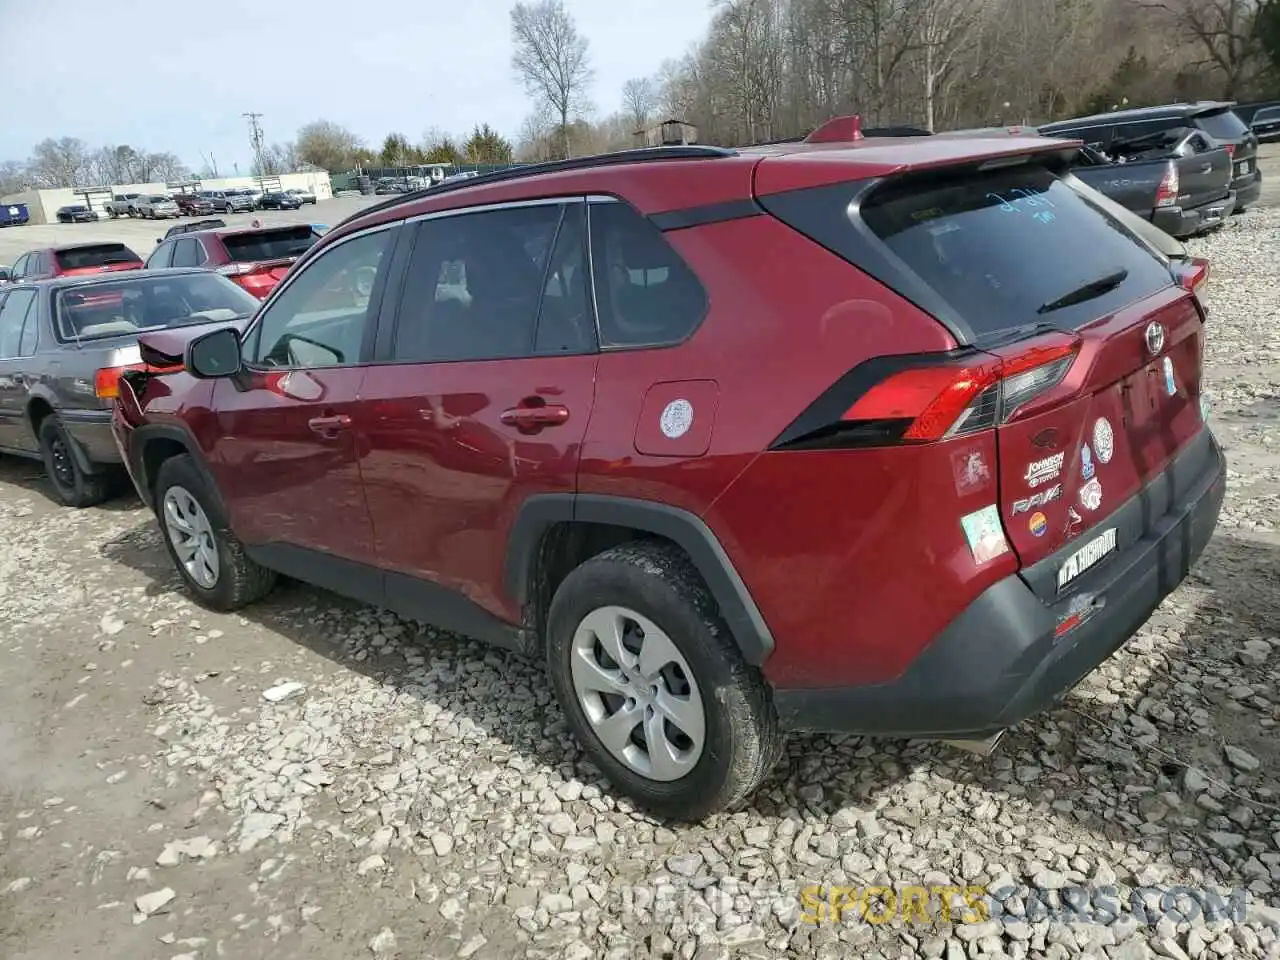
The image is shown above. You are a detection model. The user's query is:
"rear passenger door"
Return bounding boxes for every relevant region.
[357,199,598,625]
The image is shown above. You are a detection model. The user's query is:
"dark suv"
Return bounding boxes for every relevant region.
[1039,101,1262,212]
[112,123,1225,819]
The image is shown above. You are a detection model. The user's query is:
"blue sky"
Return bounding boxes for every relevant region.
[0,0,714,173]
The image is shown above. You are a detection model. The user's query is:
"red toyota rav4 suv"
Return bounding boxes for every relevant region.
[112,119,1225,819]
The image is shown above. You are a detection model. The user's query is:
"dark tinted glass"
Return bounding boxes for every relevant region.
[534,203,595,355]
[860,164,1172,336]
[392,204,562,363]
[1196,108,1249,141]
[589,200,707,348]
[55,274,259,342]
[222,226,319,262]
[55,244,141,270]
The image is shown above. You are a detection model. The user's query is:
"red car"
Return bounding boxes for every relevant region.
[112,118,1225,819]
[143,224,321,299]
[9,242,143,282]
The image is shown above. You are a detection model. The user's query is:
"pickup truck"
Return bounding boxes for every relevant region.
[106,193,143,218]
[1060,127,1234,238]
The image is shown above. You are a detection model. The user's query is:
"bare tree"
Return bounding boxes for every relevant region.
[28,137,93,188]
[916,0,981,130]
[510,0,594,158]
[0,160,28,196]
[295,120,365,173]
[1142,0,1265,97]
[622,77,657,131]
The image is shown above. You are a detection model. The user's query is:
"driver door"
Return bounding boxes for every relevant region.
[205,225,400,573]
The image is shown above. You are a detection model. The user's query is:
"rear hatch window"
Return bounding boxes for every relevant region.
[1194,108,1250,142]
[221,226,319,263]
[55,244,142,270]
[857,164,1173,339]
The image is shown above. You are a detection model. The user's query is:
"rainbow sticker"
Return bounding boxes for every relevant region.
[1029,512,1048,537]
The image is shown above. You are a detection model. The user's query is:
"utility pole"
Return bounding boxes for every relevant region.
[243,112,266,176]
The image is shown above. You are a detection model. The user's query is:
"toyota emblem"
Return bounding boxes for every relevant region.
[1144,321,1165,355]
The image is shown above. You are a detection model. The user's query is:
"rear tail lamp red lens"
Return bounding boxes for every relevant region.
[1155,164,1179,209]
[94,362,182,399]
[773,338,1080,450]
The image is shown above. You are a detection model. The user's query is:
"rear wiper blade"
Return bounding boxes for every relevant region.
[978,320,1064,348]
[1036,268,1128,314]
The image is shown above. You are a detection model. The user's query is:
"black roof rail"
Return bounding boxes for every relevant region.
[333,144,738,229]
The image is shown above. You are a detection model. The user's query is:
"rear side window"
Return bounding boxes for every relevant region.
[222,226,319,263]
[55,244,141,270]
[860,166,1173,337]
[1195,109,1249,141]
[588,200,707,348]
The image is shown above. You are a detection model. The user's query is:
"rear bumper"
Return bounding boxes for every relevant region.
[773,427,1226,738]
[61,409,121,468]
[1152,192,1236,237]
[1233,171,1262,209]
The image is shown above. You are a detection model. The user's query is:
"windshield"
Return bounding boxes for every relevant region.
[858,164,1173,337]
[55,273,259,342]
[55,244,142,270]
[222,226,320,263]
[1196,108,1250,141]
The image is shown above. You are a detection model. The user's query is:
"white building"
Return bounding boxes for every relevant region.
[1,170,332,225]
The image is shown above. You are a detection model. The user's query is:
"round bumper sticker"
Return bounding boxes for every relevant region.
[1079,477,1103,512]
[660,399,694,439]
[1029,512,1048,537]
[1093,417,1114,464]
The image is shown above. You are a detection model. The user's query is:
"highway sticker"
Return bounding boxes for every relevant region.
[1024,452,1065,487]
[960,505,1010,565]
[1092,417,1114,464]
[659,399,694,439]
[1163,356,1176,396]
[1080,443,1095,480]
[1057,527,1118,591]
[1079,477,1103,512]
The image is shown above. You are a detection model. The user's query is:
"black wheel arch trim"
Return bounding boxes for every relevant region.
[127,422,228,516]
[506,493,775,665]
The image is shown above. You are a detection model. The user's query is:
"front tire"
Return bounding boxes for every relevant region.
[545,541,782,821]
[153,454,276,611]
[38,417,109,508]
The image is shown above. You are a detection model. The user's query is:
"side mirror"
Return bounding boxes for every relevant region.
[186,326,243,379]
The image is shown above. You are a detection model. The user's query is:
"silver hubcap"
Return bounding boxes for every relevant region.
[162,485,219,589]
[570,605,705,782]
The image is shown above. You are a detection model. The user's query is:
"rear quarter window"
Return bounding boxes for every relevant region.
[1195,109,1249,141]
[55,244,142,270]
[858,164,1174,338]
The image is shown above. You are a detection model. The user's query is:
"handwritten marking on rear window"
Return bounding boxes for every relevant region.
[988,185,1058,215]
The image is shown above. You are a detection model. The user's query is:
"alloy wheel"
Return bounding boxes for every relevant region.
[162,485,220,589]
[570,605,705,781]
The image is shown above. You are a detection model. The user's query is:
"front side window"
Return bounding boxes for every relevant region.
[249,228,393,369]
[589,199,708,348]
[171,239,204,268]
[0,289,37,359]
[391,203,566,363]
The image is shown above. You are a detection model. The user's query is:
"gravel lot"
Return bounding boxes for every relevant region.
[3,196,1280,960]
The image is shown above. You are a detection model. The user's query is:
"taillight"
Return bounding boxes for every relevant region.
[1155,164,1179,208]
[772,338,1081,450]
[1174,256,1210,310]
[1225,143,1236,160]
[218,263,274,299]
[94,362,181,399]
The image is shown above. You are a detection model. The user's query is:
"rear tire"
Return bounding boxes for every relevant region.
[153,454,276,611]
[38,417,109,508]
[545,540,782,821]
